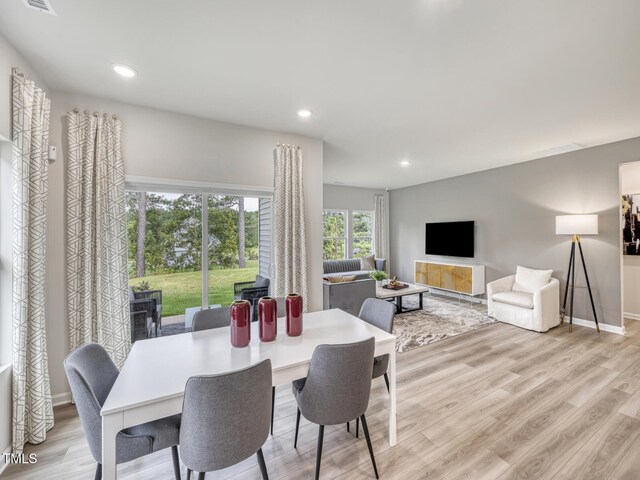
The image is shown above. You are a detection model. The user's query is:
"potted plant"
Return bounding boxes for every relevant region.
[369,270,388,288]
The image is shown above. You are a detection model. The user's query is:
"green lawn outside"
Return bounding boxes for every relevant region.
[129,260,259,317]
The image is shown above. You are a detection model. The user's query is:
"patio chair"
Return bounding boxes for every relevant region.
[129,300,154,343]
[129,288,156,342]
[132,288,163,336]
[234,275,270,301]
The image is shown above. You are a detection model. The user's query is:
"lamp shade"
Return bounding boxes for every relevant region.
[555,214,598,235]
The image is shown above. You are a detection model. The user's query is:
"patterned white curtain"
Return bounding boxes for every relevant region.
[11,68,54,453]
[273,145,308,307]
[66,110,130,367]
[374,193,388,271]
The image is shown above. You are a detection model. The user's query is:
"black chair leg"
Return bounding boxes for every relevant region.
[256,448,269,480]
[356,417,359,438]
[294,408,301,448]
[270,386,275,435]
[171,445,181,480]
[384,373,390,393]
[95,463,102,480]
[198,472,205,480]
[360,414,379,479]
[187,469,191,480]
[315,425,325,480]
[346,421,350,432]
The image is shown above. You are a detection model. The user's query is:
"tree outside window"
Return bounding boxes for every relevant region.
[352,211,374,258]
[323,210,347,260]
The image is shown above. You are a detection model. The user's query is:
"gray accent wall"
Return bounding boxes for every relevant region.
[390,136,640,328]
[324,184,386,211]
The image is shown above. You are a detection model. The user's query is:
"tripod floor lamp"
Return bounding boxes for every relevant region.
[556,214,600,333]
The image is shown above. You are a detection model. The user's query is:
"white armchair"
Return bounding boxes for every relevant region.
[487,266,560,332]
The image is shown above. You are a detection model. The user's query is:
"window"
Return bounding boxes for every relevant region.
[323,210,347,260]
[126,190,270,322]
[352,211,374,258]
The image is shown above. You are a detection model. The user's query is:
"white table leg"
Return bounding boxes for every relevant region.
[389,347,397,446]
[102,412,123,480]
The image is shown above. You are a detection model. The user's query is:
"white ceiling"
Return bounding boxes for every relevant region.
[1,0,640,189]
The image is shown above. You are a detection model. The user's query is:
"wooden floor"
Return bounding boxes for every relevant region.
[6,318,640,480]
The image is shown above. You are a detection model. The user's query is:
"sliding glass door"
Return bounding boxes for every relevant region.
[126,190,271,329]
[207,195,260,306]
[126,192,203,325]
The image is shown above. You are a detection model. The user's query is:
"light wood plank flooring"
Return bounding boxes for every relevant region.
[6,318,640,480]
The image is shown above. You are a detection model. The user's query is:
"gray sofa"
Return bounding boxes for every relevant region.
[323,258,387,280]
[323,278,375,317]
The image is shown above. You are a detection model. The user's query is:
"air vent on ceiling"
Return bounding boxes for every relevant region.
[22,0,56,15]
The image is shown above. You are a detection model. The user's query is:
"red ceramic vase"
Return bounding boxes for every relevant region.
[286,293,303,337]
[259,296,278,342]
[230,300,251,348]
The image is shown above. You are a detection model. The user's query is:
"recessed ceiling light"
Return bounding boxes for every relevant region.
[400,160,410,167]
[112,64,137,78]
[297,109,312,118]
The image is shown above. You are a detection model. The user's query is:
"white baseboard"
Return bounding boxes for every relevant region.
[0,443,11,475]
[52,391,72,407]
[624,312,640,321]
[569,316,626,335]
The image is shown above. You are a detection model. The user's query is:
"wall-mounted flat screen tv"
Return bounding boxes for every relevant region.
[425,221,474,258]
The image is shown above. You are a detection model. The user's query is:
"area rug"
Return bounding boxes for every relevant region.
[394,297,496,353]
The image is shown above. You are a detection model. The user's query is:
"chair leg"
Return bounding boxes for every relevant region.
[360,414,379,479]
[171,445,181,480]
[315,425,325,480]
[256,448,269,480]
[95,463,102,480]
[356,417,359,438]
[198,472,205,480]
[270,386,275,435]
[187,469,191,480]
[384,372,390,393]
[294,408,301,448]
[346,421,350,432]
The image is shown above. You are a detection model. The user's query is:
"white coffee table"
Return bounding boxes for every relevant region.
[376,282,429,314]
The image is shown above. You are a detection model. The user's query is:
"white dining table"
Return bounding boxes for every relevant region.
[101,308,397,480]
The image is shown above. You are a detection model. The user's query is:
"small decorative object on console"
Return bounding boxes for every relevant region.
[230,300,251,347]
[258,296,278,342]
[286,293,303,337]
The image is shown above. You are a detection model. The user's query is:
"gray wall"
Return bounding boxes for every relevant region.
[323,184,386,211]
[390,137,640,328]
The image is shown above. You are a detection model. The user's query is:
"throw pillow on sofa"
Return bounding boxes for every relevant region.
[324,275,357,283]
[360,255,376,270]
[512,266,553,294]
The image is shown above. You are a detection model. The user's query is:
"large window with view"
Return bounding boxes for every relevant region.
[126,190,270,338]
[352,211,374,257]
[323,210,347,260]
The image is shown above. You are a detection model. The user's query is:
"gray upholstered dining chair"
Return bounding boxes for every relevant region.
[348,298,396,437]
[180,360,272,480]
[64,343,181,480]
[192,306,232,332]
[292,338,378,480]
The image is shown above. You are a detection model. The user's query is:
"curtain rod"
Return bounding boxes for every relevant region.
[72,108,119,120]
